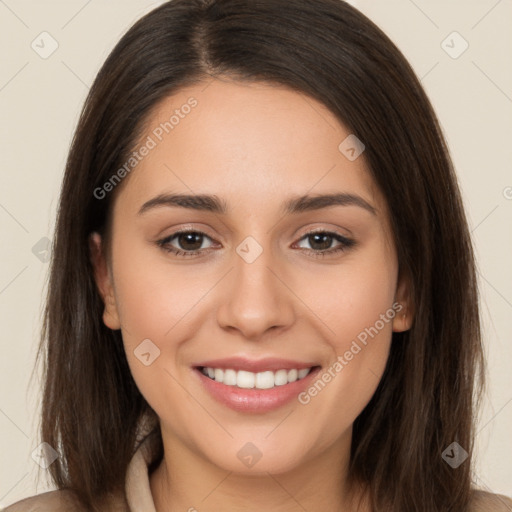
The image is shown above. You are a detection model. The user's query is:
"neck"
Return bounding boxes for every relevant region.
[149,427,368,512]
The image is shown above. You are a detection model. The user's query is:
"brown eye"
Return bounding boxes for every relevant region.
[295,230,356,258]
[175,232,204,251]
[157,230,215,257]
[307,233,335,251]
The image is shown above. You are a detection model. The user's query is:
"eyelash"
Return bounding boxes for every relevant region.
[156,229,356,259]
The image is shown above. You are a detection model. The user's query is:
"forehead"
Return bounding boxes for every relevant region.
[114,78,384,215]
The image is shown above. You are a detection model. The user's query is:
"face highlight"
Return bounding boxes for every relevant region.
[91,78,411,478]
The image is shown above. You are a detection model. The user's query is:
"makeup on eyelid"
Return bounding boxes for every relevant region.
[155,228,357,258]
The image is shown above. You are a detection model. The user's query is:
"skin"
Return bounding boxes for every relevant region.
[90,77,413,512]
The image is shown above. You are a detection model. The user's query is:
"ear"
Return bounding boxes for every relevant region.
[392,269,414,332]
[89,232,121,330]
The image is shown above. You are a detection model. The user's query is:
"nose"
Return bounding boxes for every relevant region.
[216,243,296,341]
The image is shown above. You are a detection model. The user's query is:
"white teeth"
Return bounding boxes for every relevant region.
[214,368,224,383]
[274,369,288,386]
[237,370,255,388]
[201,366,313,389]
[287,369,298,383]
[298,368,310,379]
[255,371,274,389]
[223,369,237,386]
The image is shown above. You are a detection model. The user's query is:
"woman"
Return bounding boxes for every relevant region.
[4,0,511,510]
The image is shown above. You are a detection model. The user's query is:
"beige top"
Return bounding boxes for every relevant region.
[2,433,511,511]
[2,433,159,512]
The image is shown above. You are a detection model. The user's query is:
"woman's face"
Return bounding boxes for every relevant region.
[92,78,411,474]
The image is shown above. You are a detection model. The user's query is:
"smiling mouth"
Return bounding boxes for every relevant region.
[197,366,320,390]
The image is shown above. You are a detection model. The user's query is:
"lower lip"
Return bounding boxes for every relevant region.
[193,367,321,413]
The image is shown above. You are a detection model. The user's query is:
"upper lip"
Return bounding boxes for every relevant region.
[193,357,320,373]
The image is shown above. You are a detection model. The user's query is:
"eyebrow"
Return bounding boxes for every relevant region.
[138,192,377,216]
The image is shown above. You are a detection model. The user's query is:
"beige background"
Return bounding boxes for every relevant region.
[0,0,510,506]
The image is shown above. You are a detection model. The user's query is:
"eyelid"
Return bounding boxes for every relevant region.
[157,228,218,252]
[294,225,351,239]
[292,229,355,253]
[156,226,356,258]
[158,223,351,243]
[156,223,218,243]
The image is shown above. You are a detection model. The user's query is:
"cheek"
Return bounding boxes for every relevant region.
[108,239,210,402]
[110,228,214,342]
[305,244,398,351]
[294,244,397,422]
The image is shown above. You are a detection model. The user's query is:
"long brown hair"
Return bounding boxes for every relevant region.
[38,0,484,510]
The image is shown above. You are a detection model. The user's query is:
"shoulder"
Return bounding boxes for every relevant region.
[1,490,85,511]
[2,489,128,512]
[469,490,512,511]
